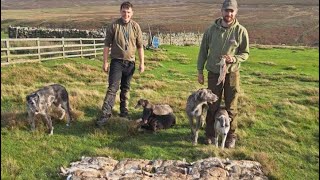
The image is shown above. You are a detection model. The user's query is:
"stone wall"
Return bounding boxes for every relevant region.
[157,32,203,46]
[8,26,105,38]
[60,156,268,179]
[8,26,203,46]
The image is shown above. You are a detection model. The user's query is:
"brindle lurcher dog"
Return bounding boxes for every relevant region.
[186,88,218,145]
[26,84,72,135]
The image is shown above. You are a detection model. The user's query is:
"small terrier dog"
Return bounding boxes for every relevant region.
[26,84,72,135]
[214,108,231,149]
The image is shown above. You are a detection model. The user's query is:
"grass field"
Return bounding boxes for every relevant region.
[1,31,8,39]
[1,45,319,179]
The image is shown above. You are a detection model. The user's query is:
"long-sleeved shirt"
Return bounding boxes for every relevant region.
[197,17,249,74]
[104,18,143,61]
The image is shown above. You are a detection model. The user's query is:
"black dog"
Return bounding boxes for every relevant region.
[140,113,176,132]
[135,99,176,132]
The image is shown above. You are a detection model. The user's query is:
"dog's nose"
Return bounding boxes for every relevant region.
[224,133,227,135]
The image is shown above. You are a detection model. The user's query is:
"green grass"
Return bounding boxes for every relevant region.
[1,45,319,179]
[1,31,8,38]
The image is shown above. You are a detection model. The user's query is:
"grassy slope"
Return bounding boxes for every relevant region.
[1,45,319,179]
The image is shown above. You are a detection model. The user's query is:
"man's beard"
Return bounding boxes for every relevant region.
[223,16,234,23]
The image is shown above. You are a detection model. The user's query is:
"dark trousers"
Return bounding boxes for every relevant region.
[101,59,135,116]
[205,71,240,140]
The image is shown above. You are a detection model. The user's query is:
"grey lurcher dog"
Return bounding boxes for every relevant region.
[185,88,218,145]
[214,107,232,149]
[26,84,72,135]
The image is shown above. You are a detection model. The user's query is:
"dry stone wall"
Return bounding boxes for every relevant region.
[60,156,268,179]
[8,26,105,38]
[8,26,203,46]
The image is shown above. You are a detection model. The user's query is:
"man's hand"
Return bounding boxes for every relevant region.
[139,63,145,73]
[103,47,110,73]
[198,73,204,85]
[103,62,109,73]
[222,55,236,64]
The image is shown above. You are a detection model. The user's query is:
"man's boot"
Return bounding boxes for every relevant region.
[119,99,128,118]
[96,114,111,127]
[119,94,129,118]
[119,111,129,118]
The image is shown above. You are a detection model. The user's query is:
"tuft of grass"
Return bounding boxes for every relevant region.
[138,80,168,90]
[1,110,29,129]
[258,61,277,66]
[283,65,297,70]
[253,152,280,179]
[1,156,21,179]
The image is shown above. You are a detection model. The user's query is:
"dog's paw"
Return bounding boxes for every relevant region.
[192,141,198,146]
[205,138,213,145]
[66,123,70,127]
[49,127,54,136]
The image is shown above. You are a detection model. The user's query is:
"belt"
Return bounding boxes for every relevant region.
[113,58,134,64]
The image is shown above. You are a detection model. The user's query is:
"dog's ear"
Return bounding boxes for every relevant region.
[225,117,231,127]
[195,89,205,101]
[26,94,31,102]
[27,93,38,103]
[144,100,153,108]
[135,99,143,108]
[212,94,219,102]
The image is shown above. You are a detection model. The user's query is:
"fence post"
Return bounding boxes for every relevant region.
[5,39,10,62]
[37,38,41,60]
[62,37,65,58]
[93,39,97,58]
[80,38,83,58]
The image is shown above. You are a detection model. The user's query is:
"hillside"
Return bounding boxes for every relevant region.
[1,0,319,46]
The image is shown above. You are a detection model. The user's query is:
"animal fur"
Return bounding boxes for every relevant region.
[26,84,72,135]
[140,114,176,132]
[135,99,173,117]
[135,99,175,132]
[216,57,227,85]
[214,108,231,149]
[185,88,218,145]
